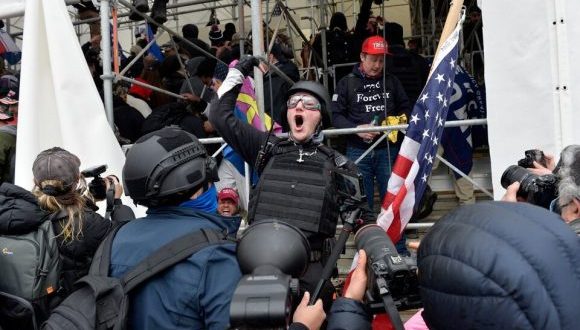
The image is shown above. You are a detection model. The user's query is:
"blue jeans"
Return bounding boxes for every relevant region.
[346,145,399,211]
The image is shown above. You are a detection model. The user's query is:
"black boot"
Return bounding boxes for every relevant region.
[129,0,149,21]
[151,0,168,25]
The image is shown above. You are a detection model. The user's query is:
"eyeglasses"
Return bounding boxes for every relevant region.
[287,94,321,111]
[549,198,562,215]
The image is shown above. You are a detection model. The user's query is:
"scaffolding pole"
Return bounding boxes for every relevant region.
[251,0,266,129]
[99,0,115,128]
[238,0,245,56]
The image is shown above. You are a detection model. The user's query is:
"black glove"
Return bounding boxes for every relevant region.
[235,55,260,77]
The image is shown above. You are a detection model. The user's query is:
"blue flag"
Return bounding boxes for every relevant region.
[146,24,164,62]
[441,65,485,178]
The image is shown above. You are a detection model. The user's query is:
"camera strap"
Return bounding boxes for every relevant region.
[104,179,115,221]
[309,209,360,305]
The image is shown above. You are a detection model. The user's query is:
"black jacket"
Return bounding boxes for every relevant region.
[0,183,134,296]
[418,202,580,330]
[327,298,372,330]
[142,102,206,139]
[113,96,145,143]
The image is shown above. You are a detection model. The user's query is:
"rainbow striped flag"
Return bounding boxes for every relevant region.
[234,76,281,133]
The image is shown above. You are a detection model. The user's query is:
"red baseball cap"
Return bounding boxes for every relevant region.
[218,188,239,205]
[361,36,390,55]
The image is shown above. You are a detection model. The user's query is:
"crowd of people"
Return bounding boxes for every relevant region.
[0,1,579,329]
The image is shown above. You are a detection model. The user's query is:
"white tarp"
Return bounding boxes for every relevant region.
[0,0,25,19]
[481,0,580,199]
[15,0,143,215]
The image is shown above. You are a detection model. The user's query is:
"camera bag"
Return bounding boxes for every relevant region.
[42,225,233,330]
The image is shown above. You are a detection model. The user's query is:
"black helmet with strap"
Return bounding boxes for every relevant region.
[123,126,219,206]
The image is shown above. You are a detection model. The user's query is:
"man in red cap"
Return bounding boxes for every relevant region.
[331,35,410,224]
[217,187,240,217]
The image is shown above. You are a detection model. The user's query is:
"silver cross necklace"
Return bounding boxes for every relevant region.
[296,147,317,163]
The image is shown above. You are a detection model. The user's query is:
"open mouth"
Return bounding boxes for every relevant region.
[294,115,304,128]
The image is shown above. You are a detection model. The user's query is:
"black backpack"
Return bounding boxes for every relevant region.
[42,225,233,330]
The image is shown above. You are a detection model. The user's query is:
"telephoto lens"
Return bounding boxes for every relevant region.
[354,224,411,286]
[500,165,538,197]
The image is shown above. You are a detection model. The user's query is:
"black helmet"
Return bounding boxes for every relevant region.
[123,126,219,205]
[281,80,332,131]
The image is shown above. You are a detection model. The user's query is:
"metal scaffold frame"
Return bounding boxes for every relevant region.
[2,0,489,229]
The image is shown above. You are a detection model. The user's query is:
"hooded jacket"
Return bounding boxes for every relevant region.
[332,65,411,149]
[418,201,580,330]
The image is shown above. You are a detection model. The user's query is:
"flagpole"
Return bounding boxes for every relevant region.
[99,0,115,128]
[429,0,465,77]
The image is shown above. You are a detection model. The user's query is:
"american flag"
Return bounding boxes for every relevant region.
[378,17,463,244]
[345,11,465,329]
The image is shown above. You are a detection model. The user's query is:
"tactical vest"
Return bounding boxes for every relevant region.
[248,140,340,245]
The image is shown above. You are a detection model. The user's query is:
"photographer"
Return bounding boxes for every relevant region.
[30,148,133,296]
[0,147,133,324]
[502,145,580,235]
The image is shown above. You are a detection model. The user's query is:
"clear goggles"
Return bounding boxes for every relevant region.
[287,94,321,111]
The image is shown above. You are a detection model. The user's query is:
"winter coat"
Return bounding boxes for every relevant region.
[109,206,242,330]
[418,201,580,330]
[0,125,16,183]
[327,297,372,330]
[142,102,206,139]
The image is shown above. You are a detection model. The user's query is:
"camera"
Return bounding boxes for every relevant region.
[81,164,108,200]
[501,165,558,209]
[354,225,421,314]
[518,149,547,168]
[230,220,310,329]
[333,168,365,207]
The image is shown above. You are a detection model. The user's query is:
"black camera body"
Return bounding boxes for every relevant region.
[354,225,422,314]
[81,164,108,200]
[230,220,310,329]
[230,266,300,329]
[333,168,366,210]
[501,165,558,209]
[518,149,547,168]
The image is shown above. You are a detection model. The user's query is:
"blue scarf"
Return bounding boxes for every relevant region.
[179,185,217,213]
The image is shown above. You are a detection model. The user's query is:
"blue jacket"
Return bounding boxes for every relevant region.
[331,65,410,149]
[109,206,242,330]
[418,202,580,330]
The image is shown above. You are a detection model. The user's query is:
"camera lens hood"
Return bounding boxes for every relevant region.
[237,219,311,277]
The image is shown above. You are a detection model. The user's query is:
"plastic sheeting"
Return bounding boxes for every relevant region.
[0,0,25,19]
[481,0,580,199]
